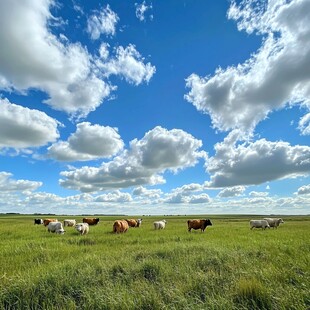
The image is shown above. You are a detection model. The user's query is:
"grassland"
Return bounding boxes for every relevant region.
[0,214,309,310]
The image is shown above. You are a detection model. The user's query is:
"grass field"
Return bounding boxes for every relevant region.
[0,214,309,310]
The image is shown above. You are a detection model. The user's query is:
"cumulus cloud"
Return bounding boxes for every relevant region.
[298,113,310,135]
[163,191,211,204]
[132,186,162,199]
[59,126,205,192]
[206,132,310,187]
[96,44,156,85]
[0,98,59,149]
[48,122,124,161]
[249,191,269,197]
[185,0,310,133]
[135,1,153,22]
[87,4,119,39]
[0,1,155,119]
[160,182,211,204]
[296,184,310,195]
[218,186,245,197]
[95,190,132,202]
[0,172,42,192]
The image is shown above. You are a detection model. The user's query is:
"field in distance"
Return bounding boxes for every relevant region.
[0,214,309,309]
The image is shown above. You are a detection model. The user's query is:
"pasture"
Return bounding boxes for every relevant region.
[0,214,309,310]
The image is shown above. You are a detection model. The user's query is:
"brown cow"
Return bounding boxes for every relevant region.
[187,219,212,232]
[113,220,129,233]
[82,218,100,225]
[125,219,143,227]
[126,219,138,227]
[43,219,58,227]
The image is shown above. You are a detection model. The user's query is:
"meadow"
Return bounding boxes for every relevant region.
[0,214,309,310]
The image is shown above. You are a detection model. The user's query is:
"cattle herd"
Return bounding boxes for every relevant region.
[33,217,284,235]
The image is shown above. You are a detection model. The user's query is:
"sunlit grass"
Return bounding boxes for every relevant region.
[0,215,309,309]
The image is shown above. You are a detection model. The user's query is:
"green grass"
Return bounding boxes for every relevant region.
[0,215,309,309]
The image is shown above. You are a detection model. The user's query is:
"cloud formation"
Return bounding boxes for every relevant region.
[87,4,119,39]
[0,98,59,149]
[60,126,205,192]
[0,0,155,119]
[297,184,310,195]
[48,122,124,161]
[206,131,310,188]
[185,0,310,134]
[135,1,153,22]
[218,186,245,198]
[96,44,156,85]
[0,172,42,192]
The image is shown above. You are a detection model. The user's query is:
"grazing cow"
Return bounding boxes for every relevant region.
[153,220,167,230]
[250,220,270,230]
[263,218,284,229]
[75,223,89,235]
[34,219,43,225]
[187,219,212,232]
[136,219,143,227]
[126,219,138,227]
[82,218,100,226]
[63,219,76,227]
[113,220,129,233]
[43,219,58,227]
[47,222,65,234]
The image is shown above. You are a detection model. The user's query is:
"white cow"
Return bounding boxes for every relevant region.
[63,219,76,227]
[137,219,143,227]
[263,218,284,229]
[154,220,167,230]
[250,220,270,230]
[75,223,89,235]
[47,222,65,234]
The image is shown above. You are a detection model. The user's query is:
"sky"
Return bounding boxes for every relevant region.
[0,0,309,215]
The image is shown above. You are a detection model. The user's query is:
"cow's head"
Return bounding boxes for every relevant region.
[203,219,212,228]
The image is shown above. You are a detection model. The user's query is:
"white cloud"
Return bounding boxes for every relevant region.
[132,186,162,199]
[0,1,155,119]
[170,183,206,196]
[135,1,153,22]
[185,0,310,134]
[87,4,119,39]
[218,186,245,197]
[249,191,269,197]
[297,184,310,195]
[162,191,211,204]
[0,0,112,118]
[48,122,124,162]
[298,113,310,135]
[59,126,205,192]
[206,131,310,187]
[0,98,59,149]
[96,44,156,85]
[0,172,42,192]
[95,190,132,202]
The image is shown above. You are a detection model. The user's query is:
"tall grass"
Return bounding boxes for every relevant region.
[0,215,309,309]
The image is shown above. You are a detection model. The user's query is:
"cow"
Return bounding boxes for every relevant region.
[263,218,284,229]
[187,219,212,232]
[136,219,143,227]
[63,219,76,227]
[43,219,58,227]
[113,220,129,233]
[75,223,89,235]
[34,219,43,225]
[126,219,137,227]
[153,220,167,230]
[82,218,100,226]
[47,222,65,234]
[250,220,270,230]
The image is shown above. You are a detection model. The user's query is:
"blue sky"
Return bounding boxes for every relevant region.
[0,0,309,215]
